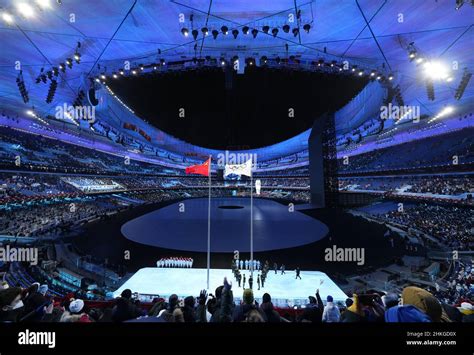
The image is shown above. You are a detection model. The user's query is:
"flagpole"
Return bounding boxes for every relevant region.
[207,156,211,291]
[250,168,254,281]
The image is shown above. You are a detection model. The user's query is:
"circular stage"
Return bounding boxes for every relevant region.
[121,197,329,252]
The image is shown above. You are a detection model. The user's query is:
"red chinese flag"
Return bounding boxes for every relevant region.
[185,157,210,176]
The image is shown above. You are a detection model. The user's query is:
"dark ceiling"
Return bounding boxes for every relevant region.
[108,67,368,149]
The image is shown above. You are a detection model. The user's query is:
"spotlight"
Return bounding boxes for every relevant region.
[221,26,228,35]
[66,58,73,69]
[292,28,299,37]
[358,70,364,76]
[260,56,268,65]
[212,29,218,39]
[220,57,226,66]
[423,61,449,80]
[119,69,124,75]
[370,70,376,77]
[376,75,381,80]
[59,63,65,73]
[262,25,270,34]
[160,59,166,65]
[1,12,14,24]
[282,24,290,33]
[95,78,100,82]
[242,26,249,35]
[181,28,189,37]
[331,61,336,67]
[388,74,394,80]
[415,57,424,64]
[132,70,137,75]
[318,59,324,67]
[201,27,208,36]
[351,66,357,72]
[153,66,157,70]
[192,29,198,40]
[36,0,52,8]
[232,29,239,39]
[113,73,118,79]
[74,52,81,64]
[303,24,311,33]
[17,3,34,18]
[246,58,255,66]
[272,28,278,37]
[251,28,258,38]
[409,51,416,60]
[455,0,464,10]
[446,76,453,82]
[140,65,144,70]
[26,110,34,116]
[100,74,106,80]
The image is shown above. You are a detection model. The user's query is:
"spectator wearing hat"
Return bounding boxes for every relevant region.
[0,287,24,322]
[233,288,261,322]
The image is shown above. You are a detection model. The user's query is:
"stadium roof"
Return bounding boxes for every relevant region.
[0,0,473,158]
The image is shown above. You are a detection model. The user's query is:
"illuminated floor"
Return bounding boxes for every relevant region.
[113,267,347,307]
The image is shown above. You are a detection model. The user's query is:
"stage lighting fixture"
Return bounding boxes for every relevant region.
[426,79,435,101]
[201,27,208,36]
[454,69,472,100]
[275,56,281,64]
[1,12,14,24]
[181,28,189,37]
[351,66,357,72]
[409,51,416,60]
[140,65,144,70]
[221,26,228,35]
[317,59,324,67]
[220,57,226,66]
[415,57,424,64]
[74,52,81,64]
[282,24,290,33]
[251,28,258,38]
[260,56,268,65]
[119,69,124,75]
[153,65,157,70]
[66,58,73,69]
[100,74,106,80]
[303,24,311,33]
[16,72,29,103]
[331,61,337,67]
[272,28,278,37]
[47,70,53,80]
[52,67,58,76]
[17,3,34,18]
[292,28,299,37]
[232,29,239,39]
[212,29,218,39]
[41,74,47,83]
[446,76,453,82]
[242,26,249,35]
[370,70,376,77]
[246,58,255,66]
[160,59,166,65]
[358,70,364,76]
[95,78,100,82]
[455,0,464,10]
[113,73,118,79]
[131,70,137,75]
[46,79,58,103]
[262,25,270,34]
[35,77,41,84]
[423,61,449,80]
[376,75,381,80]
[192,29,198,40]
[26,110,34,116]
[388,74,394,80]
[36,0,52,8]
[59,63,65,73]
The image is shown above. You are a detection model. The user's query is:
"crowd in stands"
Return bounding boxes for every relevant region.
[374,204,473,250]
[156,257,193,268]
[1,275,472,323]
[338,127,473,174]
